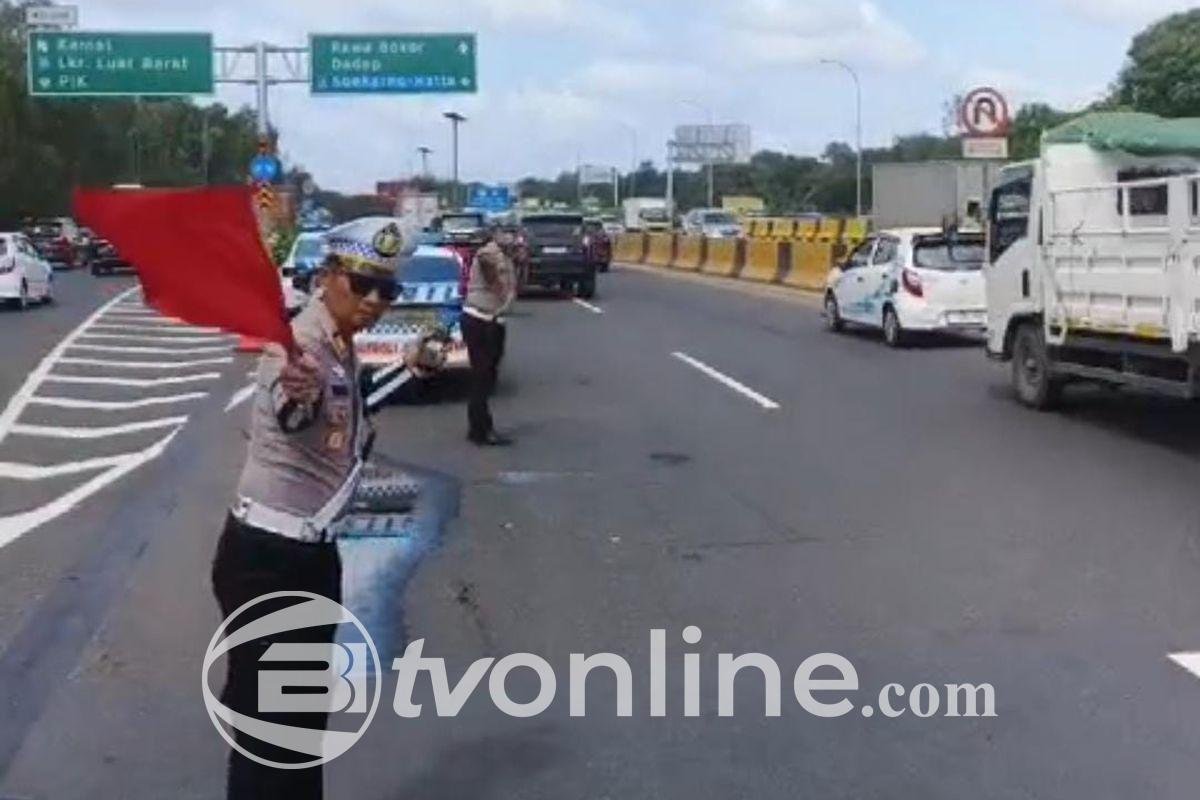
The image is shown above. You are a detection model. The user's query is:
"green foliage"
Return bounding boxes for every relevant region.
[1115,9,1200,118]
[0,1,260,227]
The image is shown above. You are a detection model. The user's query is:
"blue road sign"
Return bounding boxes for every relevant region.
[467,184,511,212]
[249,154,283,184]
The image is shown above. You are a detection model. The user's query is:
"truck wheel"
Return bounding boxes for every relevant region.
[1012,322,1062,410]
[882,306,906,348]
[823,292,844,332]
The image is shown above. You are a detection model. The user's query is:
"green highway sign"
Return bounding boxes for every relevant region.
[310,34,476,94]
[27,32,213,96]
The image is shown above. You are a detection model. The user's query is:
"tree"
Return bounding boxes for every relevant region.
[1114,9,1200,117]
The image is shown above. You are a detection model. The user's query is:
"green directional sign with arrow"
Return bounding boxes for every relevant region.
[310,34,476,94]
[27,31,214,96]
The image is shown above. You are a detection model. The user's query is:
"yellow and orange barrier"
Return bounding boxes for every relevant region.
[613,232,646,263]
[644,233,674,267]
[672,235,704,271]
[742,239,781,283]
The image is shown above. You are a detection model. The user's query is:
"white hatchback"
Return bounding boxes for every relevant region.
[0,232,54,310]
[822,228,986,347]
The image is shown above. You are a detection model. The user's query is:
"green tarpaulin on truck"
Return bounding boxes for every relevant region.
[1042,112,1200,157]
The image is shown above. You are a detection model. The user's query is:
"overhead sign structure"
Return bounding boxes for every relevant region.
[671,124,752,165]
[25,5,78,29]
[959,87,1010,159]
[467,184,512,212]
[310,34,476,94]
[27,31,213,96]
[578,164,616,185]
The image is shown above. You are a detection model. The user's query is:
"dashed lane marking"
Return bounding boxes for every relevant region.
[572,298,604,314]
[671,351,781,411]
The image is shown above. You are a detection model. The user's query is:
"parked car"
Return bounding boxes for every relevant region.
[681,208,744,239]
[25,217,83,269]
[354,245,469,403]
[520,211,596,298]
[583,218,613,273]
[282,232,328,293]
[428,211,490,296]
[0,232,54,309]
[823,227,986,347]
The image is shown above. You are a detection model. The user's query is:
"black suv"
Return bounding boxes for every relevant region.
[521,212,596,299]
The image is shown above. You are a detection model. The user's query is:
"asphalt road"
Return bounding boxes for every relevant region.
[4,265,1200,798]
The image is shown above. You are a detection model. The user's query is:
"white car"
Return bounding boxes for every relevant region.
[822,227,986,347]
[681,208,744,238]
[0,232,54,309]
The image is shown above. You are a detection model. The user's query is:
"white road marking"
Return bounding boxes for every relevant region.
[68,343,232,355]
[671,351,781,410]
[0,451,149,480]
[0,431,179,549]
[10,416,188,439]
[572,298,604,314]
[78,332,230,344]
[89,323,223,334]
[58,356,233,370]
[44,372,220,388]
[0,287,139,446]
[225,382,257,413]
[29,393,208,410]
[1169,652,1200,679]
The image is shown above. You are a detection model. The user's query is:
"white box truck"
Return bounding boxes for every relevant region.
[622,198,670,232]
[986,112,1200,408]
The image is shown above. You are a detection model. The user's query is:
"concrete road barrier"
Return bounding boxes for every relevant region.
[702,238,741,276]
[741,238,782,283]
[614,232,646,263]
[784,240,835,290]
[672,234,704,271]
[645,233,675,267]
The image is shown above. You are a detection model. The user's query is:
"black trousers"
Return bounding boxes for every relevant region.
[211,513,342,800]
[462,313,506,439]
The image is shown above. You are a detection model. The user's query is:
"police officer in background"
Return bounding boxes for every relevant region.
[211,219,417,799]
[462,226,517,446]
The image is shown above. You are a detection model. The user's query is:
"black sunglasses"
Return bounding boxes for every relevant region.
[344,271,398,303]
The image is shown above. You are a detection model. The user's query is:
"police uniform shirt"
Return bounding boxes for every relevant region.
[235,293,363,517]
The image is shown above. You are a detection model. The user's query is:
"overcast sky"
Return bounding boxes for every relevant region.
[82,0,1198,193]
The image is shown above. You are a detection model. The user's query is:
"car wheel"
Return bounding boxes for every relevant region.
[823,292,844,332]
[576,274,597,300]
[14,280,29,311]
[1011,322,1062,410]
[882,306,906,348]
[41,276,53,305]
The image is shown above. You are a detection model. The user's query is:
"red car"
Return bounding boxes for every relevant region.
[584,218,612,273]
[25,217,84,269]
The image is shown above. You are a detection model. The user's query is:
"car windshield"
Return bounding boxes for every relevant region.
[639,209,667,221]
[525,216,583,236]
[293,237,325,259]
[441,215,484,232]
[702,212,737,225]
[29,224,62,238]
[913,236,985,271]
[399,254,461,283]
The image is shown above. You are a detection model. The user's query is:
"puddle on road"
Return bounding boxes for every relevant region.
[337,453,460,660]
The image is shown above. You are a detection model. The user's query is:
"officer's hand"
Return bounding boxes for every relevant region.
[279,349,323,404]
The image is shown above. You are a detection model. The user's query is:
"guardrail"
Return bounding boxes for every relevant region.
[615,226,862,292]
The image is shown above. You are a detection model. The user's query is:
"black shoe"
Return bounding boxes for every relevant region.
[468,431,513,447]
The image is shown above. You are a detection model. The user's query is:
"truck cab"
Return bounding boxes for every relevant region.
[985,112,1200,407]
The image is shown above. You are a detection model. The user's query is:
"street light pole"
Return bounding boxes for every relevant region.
[443,111,466,207]
[616,122,638,199]
[417,146,433,178]
[821,59,862,218]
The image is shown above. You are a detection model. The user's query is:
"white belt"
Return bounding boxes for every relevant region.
[232,461,363,543]
[463,305,504,324]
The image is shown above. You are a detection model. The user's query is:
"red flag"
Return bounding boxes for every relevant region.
[73,185,294,351]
